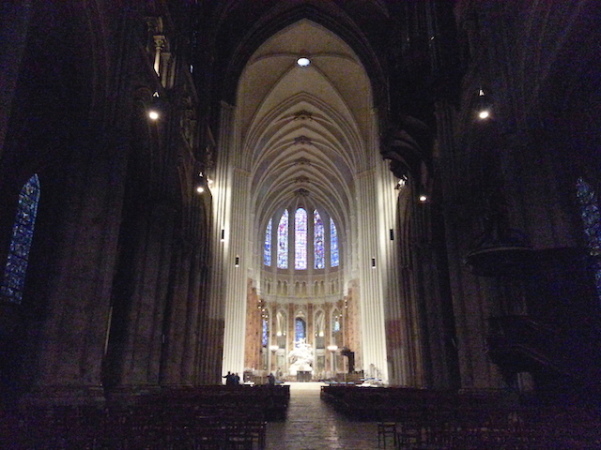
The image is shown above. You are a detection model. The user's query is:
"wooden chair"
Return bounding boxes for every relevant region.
[377,421,397,448]
[396,421,422,449]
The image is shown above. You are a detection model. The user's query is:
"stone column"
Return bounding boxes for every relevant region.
[181,251,202,384]
[25,142,127,405]
[307,302,314,349]
[160,240,193,386]
[288,302,294,349]
[196,258,216,384]
[356,169,389,383]
[116,203,175,389]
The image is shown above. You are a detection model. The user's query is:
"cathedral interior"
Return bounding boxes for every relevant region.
[1,0,601,421]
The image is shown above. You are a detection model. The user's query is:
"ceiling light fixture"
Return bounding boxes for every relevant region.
[297,57,311,67]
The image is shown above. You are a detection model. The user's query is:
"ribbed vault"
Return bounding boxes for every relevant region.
[237,19,372,244]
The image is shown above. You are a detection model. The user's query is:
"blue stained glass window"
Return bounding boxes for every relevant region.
[1,175,40,304]
[295,208,307,270]
[277,210,288,269]
[264,218,272,266]
[295,317,306,342]
[576,177,601,301]
[330,219,339,267]
[314,210,325,269]
[262,317,269,347]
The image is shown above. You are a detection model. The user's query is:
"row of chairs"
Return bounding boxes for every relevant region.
[322,386,511,421]
[1,404,267,449]
[127,385,290,421]
[377,414,601,449]
[324,385,601,448]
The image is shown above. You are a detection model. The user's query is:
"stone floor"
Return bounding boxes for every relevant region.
[265,382,379,450]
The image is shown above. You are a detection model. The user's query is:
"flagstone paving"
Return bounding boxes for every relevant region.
[266,383,378,450]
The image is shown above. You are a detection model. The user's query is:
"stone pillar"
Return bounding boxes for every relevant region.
[356,169,389,383]
[196,259,217,384]
[160,241,193,386]
[307,302,314,348]
[181,251,202,384]
[288,303,294,349]
[221,168,250,376]
[116,203,174,388]
[25,142,127,405]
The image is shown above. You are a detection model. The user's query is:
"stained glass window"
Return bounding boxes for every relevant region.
[295,208,307,270]
[314,210,325,269]
[266,206,340,272]
[295,317,306,342]
[277,210,288,269]
[262,317,269,347]
[576,177,601,300]
[1,175,40,304]
[330,219,339,267]
[264,218,272,266]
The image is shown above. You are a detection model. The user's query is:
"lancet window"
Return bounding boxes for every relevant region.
[277,210,288,269]
[576,177,601,301]
[0,175,40,304]
[264,218,272,266]
[264,207,340,270]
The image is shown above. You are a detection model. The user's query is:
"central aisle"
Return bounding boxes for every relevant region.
[265,383,378,449]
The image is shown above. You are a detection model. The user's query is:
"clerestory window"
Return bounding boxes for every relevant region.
[295,208,307,269]
[264,207,339,270]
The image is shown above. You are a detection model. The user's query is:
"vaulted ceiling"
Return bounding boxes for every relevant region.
[235,20,375,238]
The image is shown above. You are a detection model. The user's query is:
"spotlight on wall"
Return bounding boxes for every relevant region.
[220,229,225,242]
[371,258,376,268]
[476,88,493,121]
[148,92,162,120]
[419,194,428,202]
[196,171,208,194]
[235,255,240,267]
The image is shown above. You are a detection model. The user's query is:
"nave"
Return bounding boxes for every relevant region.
[1,2,601,447]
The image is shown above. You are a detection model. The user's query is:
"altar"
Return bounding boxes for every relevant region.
[296,370,312,382]
[287,339,314,379]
